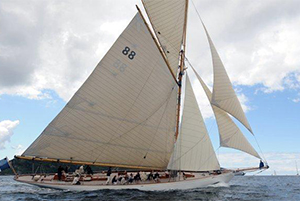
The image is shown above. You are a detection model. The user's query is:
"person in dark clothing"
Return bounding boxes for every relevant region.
[134,172,141,182]
[259,160,264,169]
[85,165,93,175]
[154,172,160,181]
[128,173,134,184]
[147,172,154,180]
[57,166,64,181]
[64,166,69,174]
[106,167,112,185]
[112,175,117,184]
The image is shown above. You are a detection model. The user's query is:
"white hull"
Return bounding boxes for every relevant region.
[16,172,234,191]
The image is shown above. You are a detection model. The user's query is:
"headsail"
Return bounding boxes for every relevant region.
[201,23,253,134]
[168,73,220,171]
[22,13,178,169]
[142,0,187,75]
[192,67,261,159]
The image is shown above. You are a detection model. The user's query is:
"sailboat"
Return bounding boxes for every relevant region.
[296,161,299,176]
[14,0,267,191]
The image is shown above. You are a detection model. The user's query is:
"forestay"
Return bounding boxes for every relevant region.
[192,67,261,159]
[168,73,220,171]
[142,0,187,75]
[202,24,253,134]
[23,13,178,169]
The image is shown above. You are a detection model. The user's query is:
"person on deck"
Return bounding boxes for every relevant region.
[72,174,81,185]
[112,175,118,184]
[85,165,93,175]
[128,173,134,184]
[134,172,141,183]
[57,165,64,181]
[79,165,84,174]
[64,166,69,174]
[154,172,160,182]
[147,171,154,181]
[106,167,112,185]
[259,160,264,169]
[117,175,123,184]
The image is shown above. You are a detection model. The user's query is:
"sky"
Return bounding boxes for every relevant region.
[0,0,300,175]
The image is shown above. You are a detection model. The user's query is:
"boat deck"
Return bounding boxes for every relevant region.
[16,171,216,186]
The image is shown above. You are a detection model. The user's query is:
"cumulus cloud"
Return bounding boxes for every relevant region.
[218,152,300,175]
[11,144,25,155]
[0,120,20,150]
[188,0,300,97]
[0,0,299,103]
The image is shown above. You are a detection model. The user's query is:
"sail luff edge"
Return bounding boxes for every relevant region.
[136,5,179,86]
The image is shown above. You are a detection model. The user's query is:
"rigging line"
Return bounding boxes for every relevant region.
[89,85,177,163]
[64,85,176,161]
[93,60,159,161]
[187,58,262,159]
[185,57,217,137]
[167,134,210,167]
[191,0,204,25]
[197,146,221,170]
[138,89,174,167]
[254,135,268,164]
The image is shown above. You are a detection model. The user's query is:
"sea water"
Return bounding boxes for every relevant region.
[0,175,299,200]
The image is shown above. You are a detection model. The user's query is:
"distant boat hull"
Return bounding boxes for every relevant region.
[15,172,234,191]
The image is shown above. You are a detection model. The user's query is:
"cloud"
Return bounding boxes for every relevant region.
[218,152,300,175]
[11,144,25,155]
[0,120,20,150]
[292,98,300,103]
[188,0,300,96]
[0,0,299,103]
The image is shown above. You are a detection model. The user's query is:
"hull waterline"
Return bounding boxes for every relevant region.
[15,172,234,191]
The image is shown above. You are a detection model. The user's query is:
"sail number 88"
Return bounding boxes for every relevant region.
[122,47,136,60]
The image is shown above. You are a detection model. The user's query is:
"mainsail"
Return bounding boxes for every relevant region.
[192,67,261,159]
[142,0,187,75]
[202,24,253,134]
[168,73,220,171]
[22,13,178,169]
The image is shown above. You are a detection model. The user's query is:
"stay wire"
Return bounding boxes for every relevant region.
[190,0,269,166]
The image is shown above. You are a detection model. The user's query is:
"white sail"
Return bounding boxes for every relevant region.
[202,24,253,134]
[192,67,261,159]
[23,13,178,169]
[142,0,187,75]
[168,73,220,171]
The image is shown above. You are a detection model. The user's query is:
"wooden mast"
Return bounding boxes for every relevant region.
[175,0,189,141]
[136,5,179,86]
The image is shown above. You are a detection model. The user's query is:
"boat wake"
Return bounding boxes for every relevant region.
[209,182,230,188]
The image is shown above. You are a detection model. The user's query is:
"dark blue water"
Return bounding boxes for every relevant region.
[0,176,299,200]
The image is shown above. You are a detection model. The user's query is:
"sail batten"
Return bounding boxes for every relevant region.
[201,23,253,134]
[23,13,178,169]
[167,73,220,171]
[192,67,261,159]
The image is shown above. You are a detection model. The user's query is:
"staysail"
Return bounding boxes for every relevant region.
[202,24,253,134]
[168,73,220,171]
[142,0,187,75]
[22,13,178,169]
[192,67,261,159]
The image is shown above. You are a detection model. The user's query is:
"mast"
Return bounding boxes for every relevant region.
[136,5,179,85]
[175,0,189,141]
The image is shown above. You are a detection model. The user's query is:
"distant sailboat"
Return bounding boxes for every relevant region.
[14,0,268,191]
[296,161,299,176]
